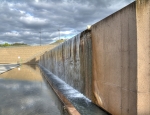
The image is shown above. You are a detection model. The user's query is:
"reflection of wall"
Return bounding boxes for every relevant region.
[39,1,150,115]
[0,65,43,81]
[0,45,57,64]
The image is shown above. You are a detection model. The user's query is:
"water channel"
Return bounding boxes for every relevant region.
[0,64,67,115]
[0,64,110,115]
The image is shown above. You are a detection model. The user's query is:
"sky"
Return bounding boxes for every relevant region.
[0,0,134,45]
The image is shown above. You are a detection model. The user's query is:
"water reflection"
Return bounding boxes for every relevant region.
[0,65,42,81]
[0,65,66,115]
[0,64,19,74]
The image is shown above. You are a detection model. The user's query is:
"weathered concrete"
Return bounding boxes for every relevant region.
[40,30,92,99]
[39,1,150,115]
[91,2,137,115]
[136,0,150,115]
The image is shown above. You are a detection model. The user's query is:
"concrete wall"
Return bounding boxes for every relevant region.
[91,2,137,115]
[39,30,93,99]
[39,1,150,115]
[136,0,150,115]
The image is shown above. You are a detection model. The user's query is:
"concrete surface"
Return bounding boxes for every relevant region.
[136,0,150,115]
[91,2,137,115]
[39,0,150,115]
[0,64,19,74]
[39,30,92,99]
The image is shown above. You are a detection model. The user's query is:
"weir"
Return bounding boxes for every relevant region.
[40,30,92,99]
[0,0,149,115]
[40,65,110,115]
[0,64,110,115]
[39,0,150,115]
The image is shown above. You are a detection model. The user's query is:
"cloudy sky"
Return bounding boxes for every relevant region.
[0,0,134,45]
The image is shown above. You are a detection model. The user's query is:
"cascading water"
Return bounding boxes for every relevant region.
[39,30,92,98]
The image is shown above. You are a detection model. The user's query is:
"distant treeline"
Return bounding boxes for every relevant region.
[0,43,28,47]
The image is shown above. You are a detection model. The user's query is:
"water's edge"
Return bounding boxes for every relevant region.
[39,64,111,115]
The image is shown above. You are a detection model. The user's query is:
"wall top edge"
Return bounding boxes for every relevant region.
[91,1,136,28]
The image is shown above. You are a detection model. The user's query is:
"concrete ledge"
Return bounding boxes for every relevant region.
[39,65,110,115]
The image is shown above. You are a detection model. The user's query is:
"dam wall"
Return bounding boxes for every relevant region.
[39,1,150,115]
[136,0,150,114]
[39,30,93,99]
[91,2,137,115]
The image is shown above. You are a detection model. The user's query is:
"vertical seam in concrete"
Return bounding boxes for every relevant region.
[103,23,106,84]
[89,33,92,99]
[127,13,130,114]
[103,23,107,110]
[120,13,123,115]
[148,2,150,114]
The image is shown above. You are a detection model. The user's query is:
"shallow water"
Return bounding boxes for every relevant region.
[40,65,111,115]
[0,64,66,115]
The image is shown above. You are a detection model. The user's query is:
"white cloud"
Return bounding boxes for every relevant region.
[20,10,25,14]
[0,0,134,45]
[35,0,39,2]
[20,15,48,25]
[3,32,20,37]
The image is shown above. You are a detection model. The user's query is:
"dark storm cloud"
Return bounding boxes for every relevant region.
[0,0,134,45]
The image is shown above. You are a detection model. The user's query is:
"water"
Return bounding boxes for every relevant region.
[0,65,67,115]
[40,65,111,115]
[0,64,19,74]
[39,32,93,98]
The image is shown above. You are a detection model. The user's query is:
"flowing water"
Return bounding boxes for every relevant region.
[39,31,93,99]
[0,64,110,115]
[0,64,67,115]
[40,65,110,115]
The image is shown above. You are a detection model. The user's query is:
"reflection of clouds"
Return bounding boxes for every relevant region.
[0,83,20,90]
[21,97,35,106]
[0,64,18,74]
[11,84,20,90]
[21,96,42,106]
[24,85,31,90]
[0,79,62,115]
[0,79,42,90]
